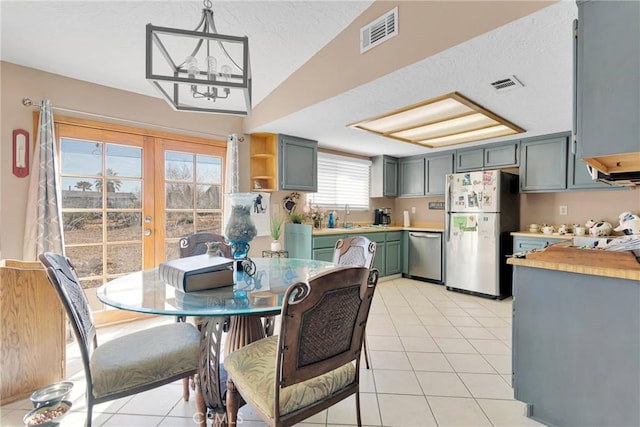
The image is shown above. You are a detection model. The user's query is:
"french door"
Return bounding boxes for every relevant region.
[55,118,225,324]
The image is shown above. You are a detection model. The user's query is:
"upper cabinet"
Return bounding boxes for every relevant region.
[399,152,453,197]
[455,141,519,172]
[575,0,640,172]
[249,133,318,192]
[425,153,453,196]
[279,134,318,192]
[399,158,425,197]
[520,134,568,192]
[370,155,398,198]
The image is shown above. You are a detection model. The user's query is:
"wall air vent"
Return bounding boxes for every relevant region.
[490,75,524,92]
[360,7,398,54]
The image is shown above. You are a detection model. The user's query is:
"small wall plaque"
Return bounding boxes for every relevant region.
[428,201,445,210]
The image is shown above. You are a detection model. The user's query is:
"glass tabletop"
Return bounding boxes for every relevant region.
[97,258,335,317]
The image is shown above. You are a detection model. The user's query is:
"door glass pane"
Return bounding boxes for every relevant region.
[106,144,142,178]
[61,138,102,175]
[165,152,193,180]
[196,184,222,209]
[60,134,144,290]
[106,180,142,209]
[63,212,103,244]
[196,155,222,182]
[166,183,194,209]
[164,150,224,259]
[107,212,142,242]
[62,177,103,208]
[107,244,142,274]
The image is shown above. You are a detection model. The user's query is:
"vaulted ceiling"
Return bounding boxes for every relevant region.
[1,1,577,157]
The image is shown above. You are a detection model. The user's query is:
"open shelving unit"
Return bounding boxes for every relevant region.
[250,133,277,191]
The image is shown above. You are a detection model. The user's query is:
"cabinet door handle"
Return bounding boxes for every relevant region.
[572,18,579,155]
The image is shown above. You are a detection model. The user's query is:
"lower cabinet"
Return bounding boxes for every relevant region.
[312,234,345,262]
[384,232,402,275]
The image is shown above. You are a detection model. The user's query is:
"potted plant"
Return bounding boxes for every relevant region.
[270,212,284,251]
[289,212,306,224]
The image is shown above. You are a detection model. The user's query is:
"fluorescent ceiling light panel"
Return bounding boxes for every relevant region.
[349,92,524,148]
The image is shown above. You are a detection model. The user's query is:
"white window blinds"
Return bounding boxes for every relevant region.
[307,152,371,210]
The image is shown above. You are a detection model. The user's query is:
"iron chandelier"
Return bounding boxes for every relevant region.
[146,0,252,115]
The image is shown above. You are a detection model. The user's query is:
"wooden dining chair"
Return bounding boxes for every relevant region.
[332,235,377,369]
[224,266,379,427]
[38,252,201,427]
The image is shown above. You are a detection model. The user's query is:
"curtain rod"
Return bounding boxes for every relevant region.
[21,97,238,141]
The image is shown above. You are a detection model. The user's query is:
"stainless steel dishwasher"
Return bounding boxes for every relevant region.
[408,232,443,283]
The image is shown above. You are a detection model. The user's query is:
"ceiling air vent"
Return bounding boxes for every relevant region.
[360,7,398,54]
[490,75,524,93]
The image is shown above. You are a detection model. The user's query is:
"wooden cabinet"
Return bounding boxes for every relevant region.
[370,155,398,197]
[576,1,640,163]
[455,141,519,172]
[513,236,567,253]
[425,153,454,196]
[250,133,278,191]
[249,133,318,192]
[520,134,568,192]
[399,158,425,197]
[278,134,318,192]
[1,260,65,404]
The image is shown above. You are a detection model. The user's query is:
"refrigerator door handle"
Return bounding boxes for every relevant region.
[445,177,451,242]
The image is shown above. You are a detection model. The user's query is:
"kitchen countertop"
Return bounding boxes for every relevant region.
[507,254,640,281]
[510,231,574,239]
[312,223,444,236]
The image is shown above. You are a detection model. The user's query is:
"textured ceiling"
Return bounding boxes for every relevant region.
[1,0,373,106]
[1,1,578,158]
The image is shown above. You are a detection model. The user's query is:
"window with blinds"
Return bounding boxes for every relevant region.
[307,152,371,210]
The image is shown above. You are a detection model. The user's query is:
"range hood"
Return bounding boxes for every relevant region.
[584,152,640,187]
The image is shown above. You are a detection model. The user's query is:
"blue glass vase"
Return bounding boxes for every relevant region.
[225,193,258,259]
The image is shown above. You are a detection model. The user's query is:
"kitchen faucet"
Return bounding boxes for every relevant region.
[343,204,350,228]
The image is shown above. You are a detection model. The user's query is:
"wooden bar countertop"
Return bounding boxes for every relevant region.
[507,244,640,281]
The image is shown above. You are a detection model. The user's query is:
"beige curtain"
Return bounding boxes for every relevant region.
[23,100,65,260]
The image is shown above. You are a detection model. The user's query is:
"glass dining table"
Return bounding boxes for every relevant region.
[97,257,335,424]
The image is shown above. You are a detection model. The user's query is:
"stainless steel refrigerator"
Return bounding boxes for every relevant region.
[445,170,519,299]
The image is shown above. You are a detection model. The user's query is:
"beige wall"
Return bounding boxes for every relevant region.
[0,62,244,260]
[246,0,556,131]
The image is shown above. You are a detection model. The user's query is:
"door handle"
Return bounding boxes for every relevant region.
[410,233,439,238]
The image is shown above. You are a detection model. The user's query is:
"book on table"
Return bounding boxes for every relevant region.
[159,254,235,292]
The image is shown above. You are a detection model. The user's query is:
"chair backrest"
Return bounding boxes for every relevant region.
[277,266,378,389]
[38,253,97,380]
[332,235,376,269]
[179,232,232,258]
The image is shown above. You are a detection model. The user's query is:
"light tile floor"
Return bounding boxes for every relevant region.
[1,277,544,427]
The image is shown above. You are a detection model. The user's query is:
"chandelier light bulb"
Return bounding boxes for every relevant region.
[206,56,217,80]
[221,65,232,80]
[185,56,199,79]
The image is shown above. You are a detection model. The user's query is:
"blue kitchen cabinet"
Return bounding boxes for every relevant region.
[399,158,425,197]
[312,234,344,262]
[576,0,640,160]
[425,153,454,196]
[455,148,484,172]
[278,134,318,192]
[370,155,398,197]
[455,141,519,172]
[284,223,313,259]
[385,231,403,275]
[520,133,568,192]
[568,153,612,190]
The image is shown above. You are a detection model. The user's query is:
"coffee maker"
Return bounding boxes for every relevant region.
[373,208,383,225]
[381,208,391,225]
